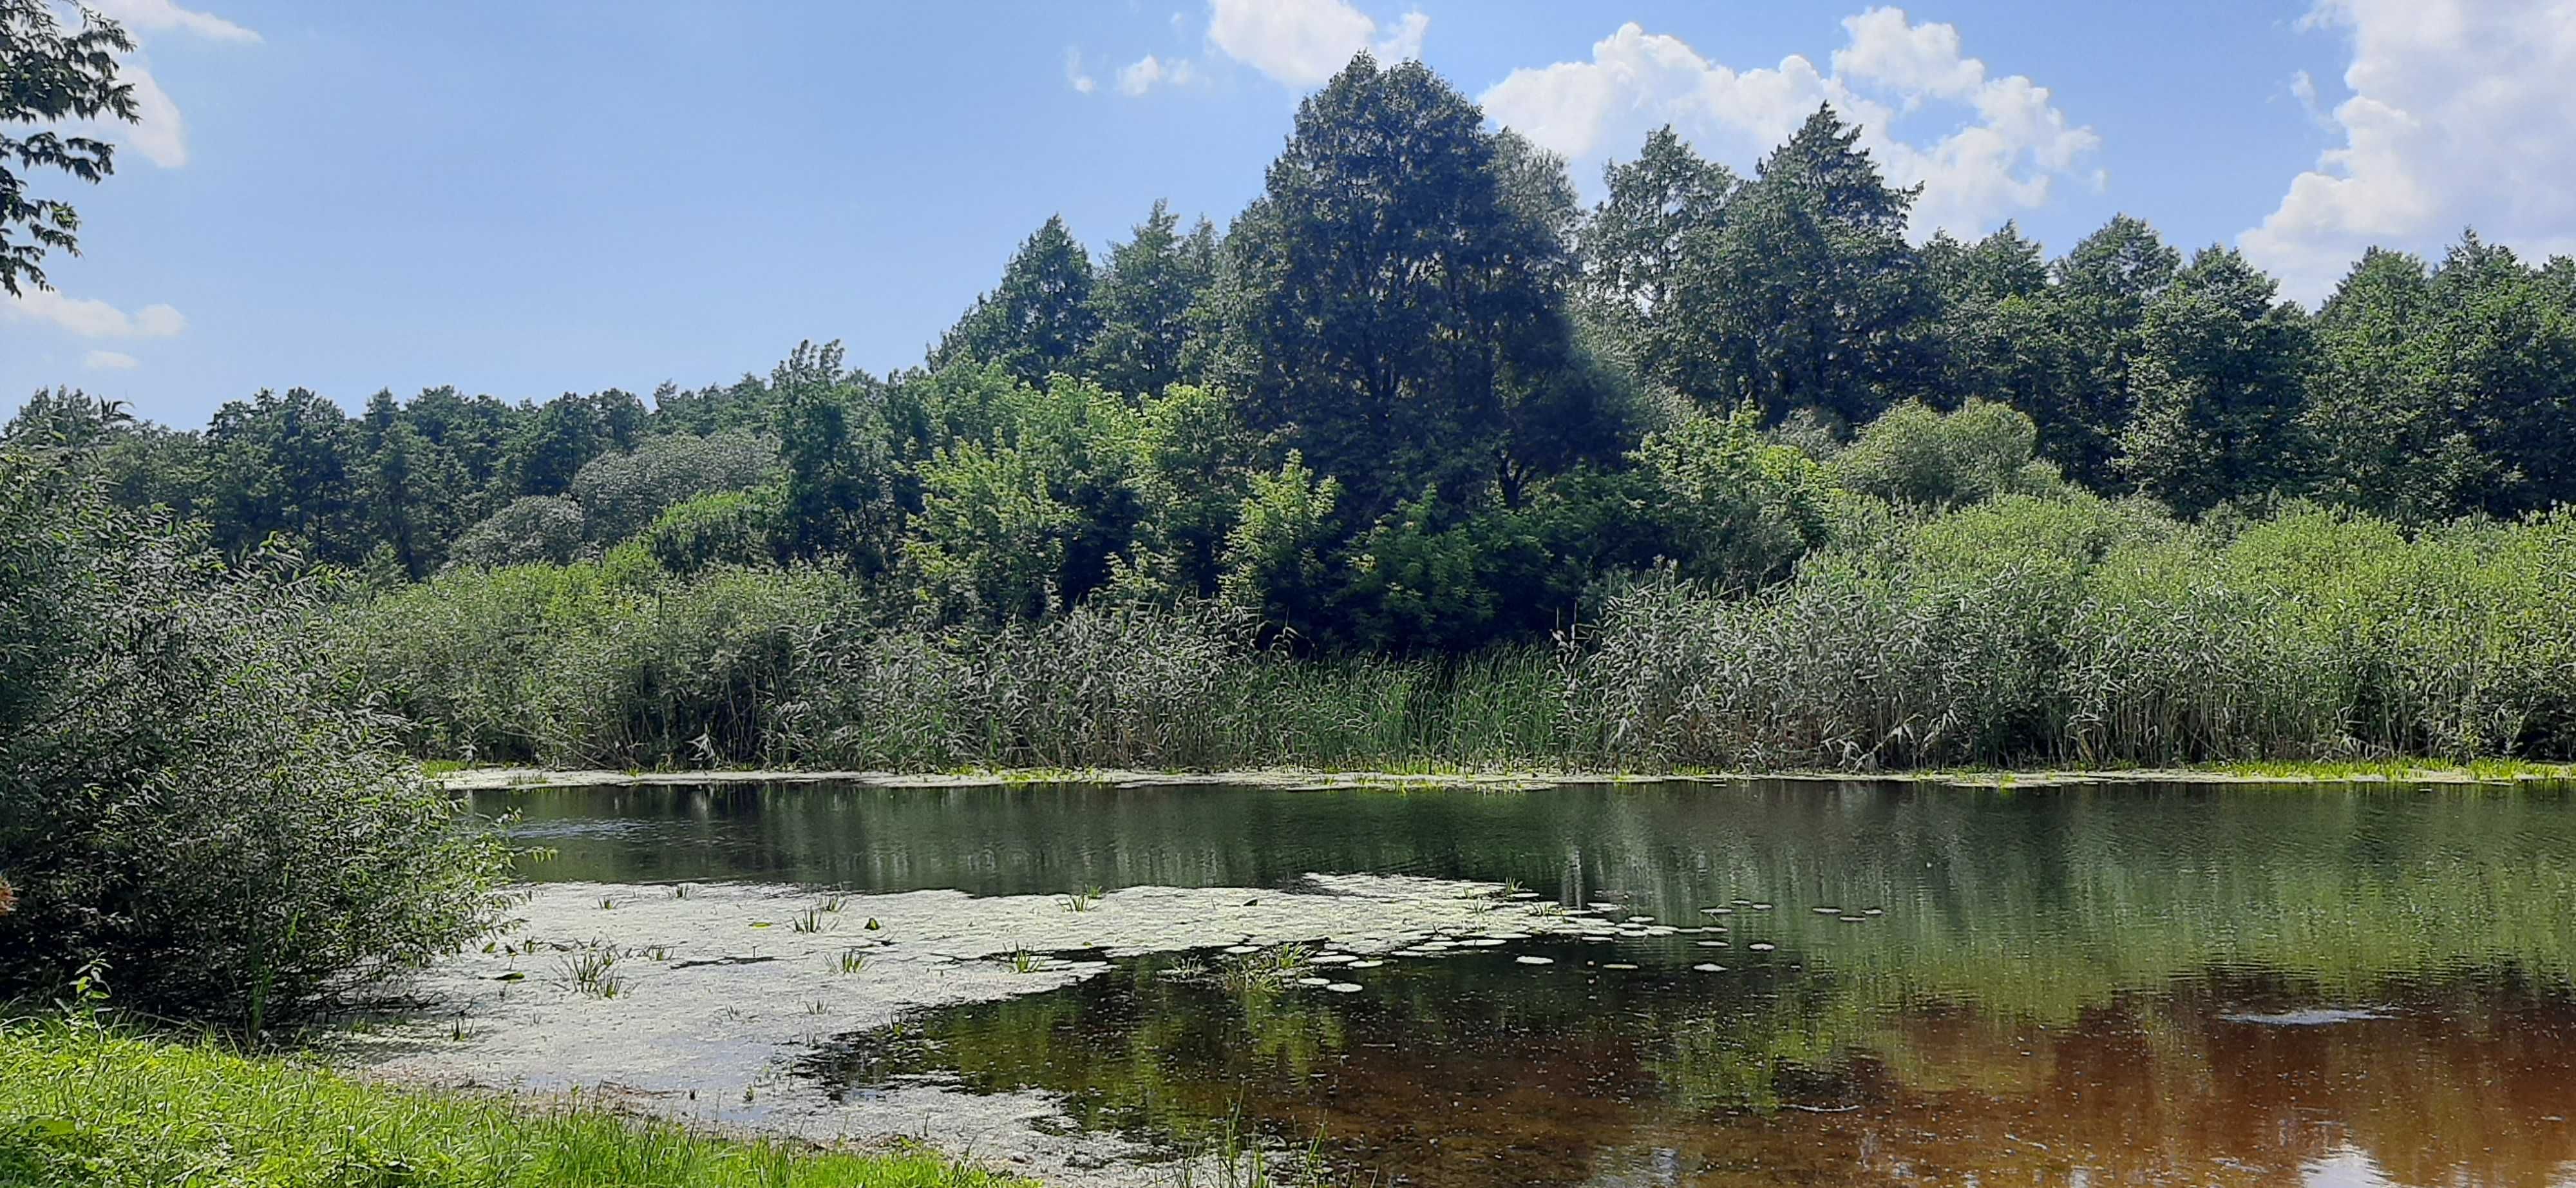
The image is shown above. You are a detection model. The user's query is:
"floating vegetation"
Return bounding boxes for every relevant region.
[1701,906,1734,916]
[1812,907,1842,915]
[1515,955,1553,966]
[1295,976,1331,988]
[1347,959,1385,969]
[1697,940,1728,948]
[1602,963,1639,970]
[1692,963,1727,972]
[1748,943,1776,952]
[1325,982,1361,993]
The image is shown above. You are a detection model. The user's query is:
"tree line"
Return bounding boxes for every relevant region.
[16,53,2576,655]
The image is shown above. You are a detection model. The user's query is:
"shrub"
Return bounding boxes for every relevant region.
[0,452,506,1027]
[444,495,587,571]
[568,430,779,544]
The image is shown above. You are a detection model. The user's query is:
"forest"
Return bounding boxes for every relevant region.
[14,53,2576,771]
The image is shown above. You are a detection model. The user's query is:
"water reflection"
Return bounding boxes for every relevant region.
[484,780,2576,1185]
[808,948,2576,1187]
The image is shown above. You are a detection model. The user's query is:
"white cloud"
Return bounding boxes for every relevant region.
[1206,0,1428,88]
[4,289,187,338]
[2241,0,2576,302]
[1479,10,2101,242]
[1117,53,1200,96]
[49,2,256,171]
[118,64,189,168]
[1065,46,1097,94]
[86,0,260,43]
[84,350,142,370]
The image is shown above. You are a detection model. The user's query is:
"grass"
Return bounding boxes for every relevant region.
[0,1019,1033,1188]
[1060,885,1104,913]
[559,951,623,999]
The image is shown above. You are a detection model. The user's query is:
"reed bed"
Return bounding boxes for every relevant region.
[325,497,2576,773]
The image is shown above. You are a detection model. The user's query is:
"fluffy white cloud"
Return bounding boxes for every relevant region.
[50,2,255,171]
[1206,0,1428,88]
[1065,46,1097,94]
[87,0,260,43]
[4,289,187,338]
[1117,53,1200,96]
[118,64,189,168]
[1479,10,2101,241]
[84,350,142,371]
[2241,0,2576,302]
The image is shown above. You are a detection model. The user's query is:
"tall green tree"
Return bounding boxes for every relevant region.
[2423,234,2576,516]
[1577,126,1738,398]
[2117,247,2313,516]
[0,1,135,296]
[773,340,898,570]
[1079,200,1217,397]
[1669,106,1936,430]
[931,215,1099,387]
[1213,53,1591,525]
[2041,215,2179,490]
[202,388,363,562]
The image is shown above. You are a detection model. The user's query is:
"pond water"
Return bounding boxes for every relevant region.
[477,780,2576,1187]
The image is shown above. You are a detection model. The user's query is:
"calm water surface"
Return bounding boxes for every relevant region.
[479,781,2576,1187]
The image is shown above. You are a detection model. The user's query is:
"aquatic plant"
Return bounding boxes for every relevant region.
[791,908,825,934]
[838,948,869,974]
[559,950,623,999]
[1061,885,1104,913]
[1002,950,1041,974]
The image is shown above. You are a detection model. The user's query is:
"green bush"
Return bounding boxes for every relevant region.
[0,453,506,1027]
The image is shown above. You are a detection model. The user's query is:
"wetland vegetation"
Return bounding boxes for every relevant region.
[10,6,2576,1185]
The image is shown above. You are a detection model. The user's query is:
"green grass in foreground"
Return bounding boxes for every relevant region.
[0,1019,1032,1188]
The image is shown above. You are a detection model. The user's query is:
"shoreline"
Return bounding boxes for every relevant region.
[433,762,2576,794]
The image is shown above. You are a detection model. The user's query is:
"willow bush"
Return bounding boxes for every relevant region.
[0,452,506,1028]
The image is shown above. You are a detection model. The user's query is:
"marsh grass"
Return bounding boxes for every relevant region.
[0,1019,1030,1188]
[1061,886,1104,913]
[790,909,825,934]
[837,948,869,974]
[330,499,2576,774]
[1213,944,1316,997]
[558,951,622,999]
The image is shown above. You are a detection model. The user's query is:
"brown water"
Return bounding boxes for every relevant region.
[481,780,2576,1187]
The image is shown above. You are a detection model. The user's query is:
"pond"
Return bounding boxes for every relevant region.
[475,780,2576,1187]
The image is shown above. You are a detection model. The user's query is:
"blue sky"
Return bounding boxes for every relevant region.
[5,0,2563,426]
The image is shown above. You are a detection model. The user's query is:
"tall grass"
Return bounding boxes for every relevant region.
[0,1019,1029,1188]
[323,497,2576,773]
